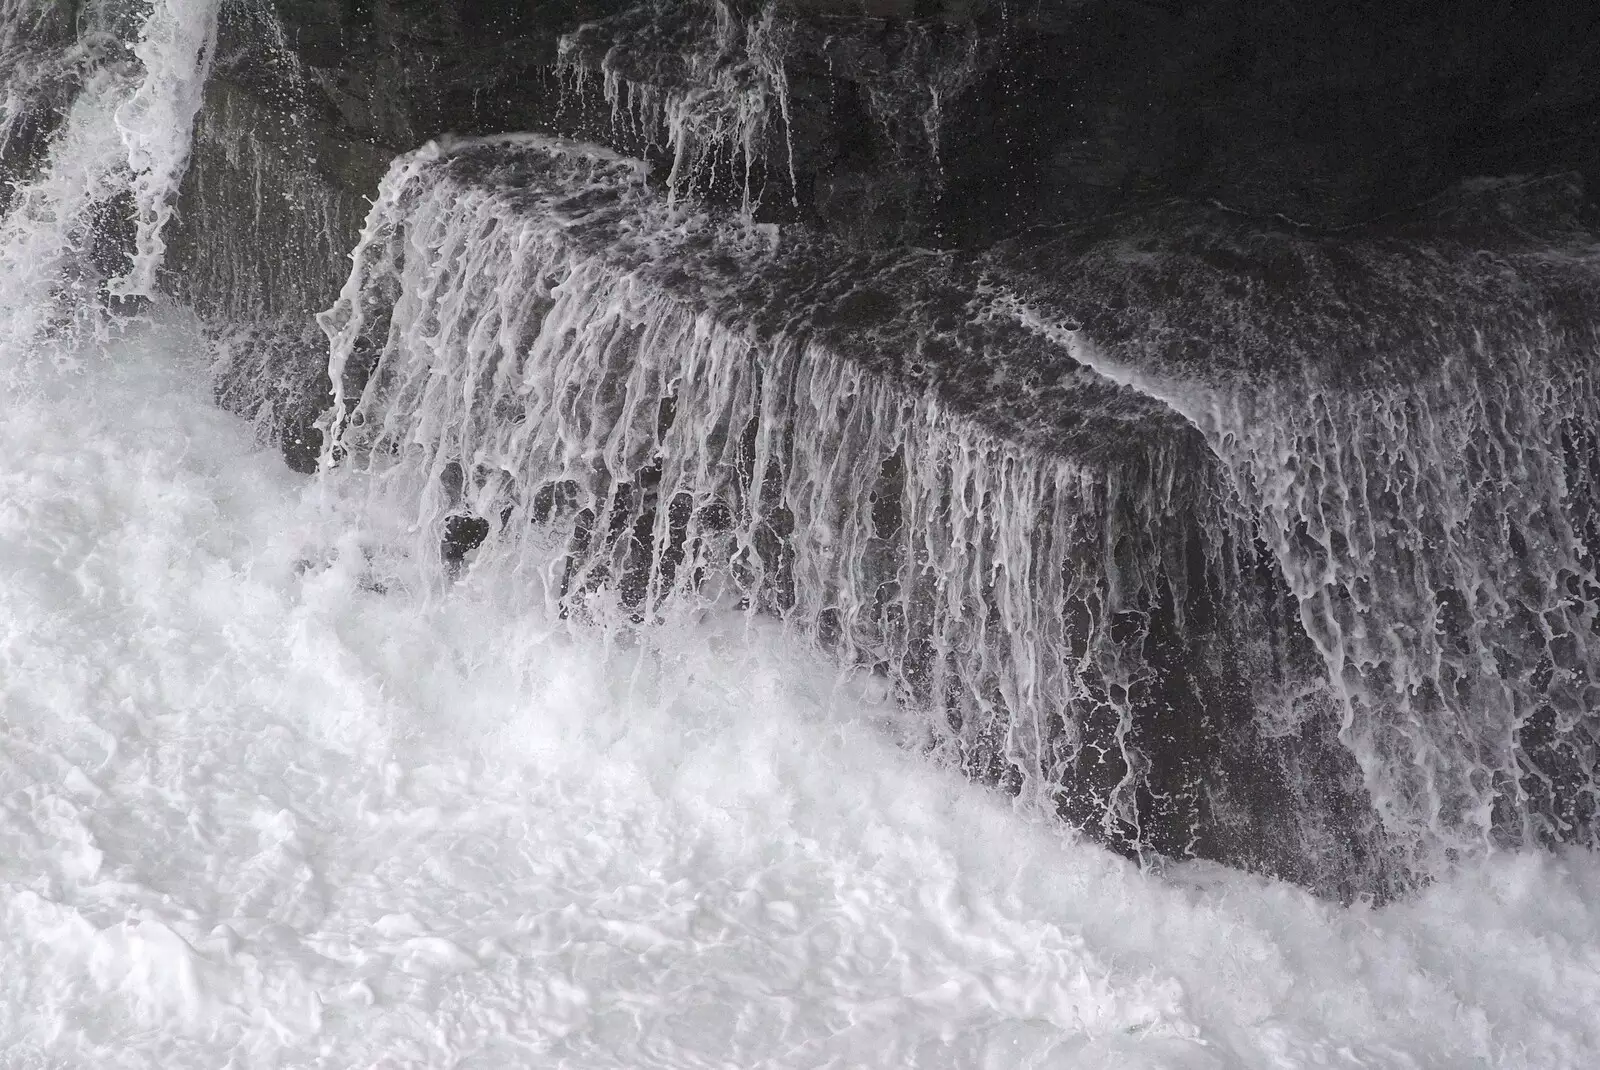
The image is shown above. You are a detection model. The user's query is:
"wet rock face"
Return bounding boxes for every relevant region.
[169,0,1600,897]
[0,1,109,208]
[258,0,1599,244]
[981,0,1600,233]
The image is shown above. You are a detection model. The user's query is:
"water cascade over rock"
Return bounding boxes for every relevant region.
[997,187,1600,874]
[8,0,1598,899]
[315,136,1376,888]
[0,0,219,340]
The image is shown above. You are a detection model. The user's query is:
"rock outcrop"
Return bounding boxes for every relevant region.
[142,0,1600,897]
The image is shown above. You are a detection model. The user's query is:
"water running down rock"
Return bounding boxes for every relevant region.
[4,0,1600,1063]
[2,0,1599,973]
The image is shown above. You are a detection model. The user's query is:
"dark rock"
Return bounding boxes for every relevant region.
[0,0,81,199]
[442,514,491,577]
[165,0,1600,897]
[231,0,1595,247]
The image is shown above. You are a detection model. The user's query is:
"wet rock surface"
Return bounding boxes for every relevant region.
[251,0,1600,241]
[151,0,1600,896]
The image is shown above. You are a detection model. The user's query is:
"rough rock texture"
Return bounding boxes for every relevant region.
[244,0,1600,245]
[153,0,1600,896]
[171,0,1600,432]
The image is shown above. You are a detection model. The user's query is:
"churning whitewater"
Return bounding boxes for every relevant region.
[3,316,1600,1067]
[4,0,1600,1065]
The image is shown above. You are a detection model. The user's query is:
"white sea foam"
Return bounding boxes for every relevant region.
[0,315,1598,1067]
[3,0,1598,1062]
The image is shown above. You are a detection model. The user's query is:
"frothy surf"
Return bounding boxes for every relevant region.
[0,313,1596,1067]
